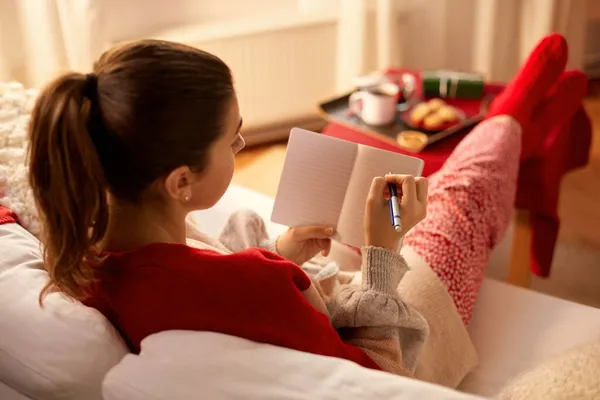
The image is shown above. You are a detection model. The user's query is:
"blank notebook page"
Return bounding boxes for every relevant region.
[271,129,358,228]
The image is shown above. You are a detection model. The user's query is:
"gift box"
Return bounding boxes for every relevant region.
[422,70,485,99]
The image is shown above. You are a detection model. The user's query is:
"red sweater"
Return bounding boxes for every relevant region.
[83,243,380,369]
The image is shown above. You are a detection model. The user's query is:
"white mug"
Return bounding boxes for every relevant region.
[349,82,399,126]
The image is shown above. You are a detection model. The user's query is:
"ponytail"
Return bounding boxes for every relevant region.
[28,73,109,304]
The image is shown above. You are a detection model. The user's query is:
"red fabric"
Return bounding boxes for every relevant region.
[516,107,592,276]
[486,33,568,158]
[83,243,381,370]
[323,71,592,278]
[0,206,18,225]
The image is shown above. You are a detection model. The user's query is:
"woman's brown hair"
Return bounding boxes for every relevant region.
[28,40,234,303]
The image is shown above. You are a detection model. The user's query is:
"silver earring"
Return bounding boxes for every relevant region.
[183,195,190,202]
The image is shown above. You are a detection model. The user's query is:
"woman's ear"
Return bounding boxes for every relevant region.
[164,166,193,202]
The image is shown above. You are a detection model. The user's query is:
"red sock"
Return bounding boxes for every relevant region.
[487,33,568,133]
[525,70,588,157]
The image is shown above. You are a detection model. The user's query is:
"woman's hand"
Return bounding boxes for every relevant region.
[276,226,335,265]
[365,174,428,251]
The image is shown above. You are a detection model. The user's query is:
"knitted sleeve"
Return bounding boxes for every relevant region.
[328,246,429,376]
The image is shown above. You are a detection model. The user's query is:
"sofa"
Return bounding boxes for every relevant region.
[2,183,600,399]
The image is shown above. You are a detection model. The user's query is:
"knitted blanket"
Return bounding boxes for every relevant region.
[499,340,600,399]
[0,82,40,236]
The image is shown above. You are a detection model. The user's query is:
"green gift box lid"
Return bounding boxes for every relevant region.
[422,70,485,99]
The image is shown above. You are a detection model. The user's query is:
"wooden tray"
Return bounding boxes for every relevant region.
[318,92,494,153]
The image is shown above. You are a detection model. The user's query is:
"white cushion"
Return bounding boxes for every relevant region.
[0,222,128,400]
[190,183,287,238]
[103,331,483,400]
[462,279,600,396]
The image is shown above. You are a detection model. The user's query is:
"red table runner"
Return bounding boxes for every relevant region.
[322,71,592,277]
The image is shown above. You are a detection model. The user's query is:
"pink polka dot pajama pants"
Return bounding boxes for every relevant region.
[404,117,521,325]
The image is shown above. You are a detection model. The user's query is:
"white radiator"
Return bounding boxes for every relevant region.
[151,14,338,144]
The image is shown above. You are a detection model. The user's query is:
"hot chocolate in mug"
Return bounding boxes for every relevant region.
[349,82,400,126]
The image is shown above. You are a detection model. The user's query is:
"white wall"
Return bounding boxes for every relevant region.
[103,0,476,72]
[101,0,297,42]
[399,0,477,73]
[100,0,363,44]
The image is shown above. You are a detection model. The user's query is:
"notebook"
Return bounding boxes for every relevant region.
[271,128,424,248]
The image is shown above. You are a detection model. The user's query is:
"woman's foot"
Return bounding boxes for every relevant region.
[486,33,585,160]
[527,70,588,155]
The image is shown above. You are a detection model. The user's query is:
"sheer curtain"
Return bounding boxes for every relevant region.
[335,0,421,92]
[0,0,105,88]
[473,0,588,82]
[334,0,588,91]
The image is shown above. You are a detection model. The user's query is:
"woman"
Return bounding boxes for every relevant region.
[0,34,587,383]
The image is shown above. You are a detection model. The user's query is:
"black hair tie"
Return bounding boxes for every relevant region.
[83,73,98,101]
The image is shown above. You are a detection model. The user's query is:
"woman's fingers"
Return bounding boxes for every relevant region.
[289,225,334,241]
[364,174,427,246]
[384,174,428,203]
[320,238,332,256]
[415,177,428,203]
[401,175,417,203]
[367,176,388,204]
[385,174,417,204]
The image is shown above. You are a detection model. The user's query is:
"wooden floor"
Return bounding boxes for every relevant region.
[233,97,600,306]
[233,143,288,198]
[558,96,600,249]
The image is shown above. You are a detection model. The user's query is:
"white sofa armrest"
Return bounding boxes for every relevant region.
[103,331,484,400]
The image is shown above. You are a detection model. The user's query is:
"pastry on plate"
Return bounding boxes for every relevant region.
[423,114,444,130]
[438,106,459,122]
[407,98,463,131]
[427,98,446,112]
[410,102,430,124]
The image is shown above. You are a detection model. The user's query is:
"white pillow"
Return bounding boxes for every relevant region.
[0,222,128,400]
[104,331,484,400]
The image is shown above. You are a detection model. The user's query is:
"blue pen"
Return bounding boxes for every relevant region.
[387,172,402,232]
